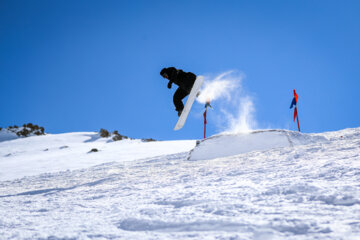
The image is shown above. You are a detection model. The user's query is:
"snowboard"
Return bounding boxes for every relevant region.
[174,76,204,130]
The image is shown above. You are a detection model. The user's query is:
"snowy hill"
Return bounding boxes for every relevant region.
[0,128,359,239]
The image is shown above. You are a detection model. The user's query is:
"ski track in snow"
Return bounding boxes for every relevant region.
[0,129,360,239]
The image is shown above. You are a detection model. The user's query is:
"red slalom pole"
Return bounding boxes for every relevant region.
[290,90,300,132]
[203,100,211,139]
[203,108,207,139]
[295,106,300,132]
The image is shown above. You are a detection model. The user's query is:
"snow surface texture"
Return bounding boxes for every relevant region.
[0,128,360,239]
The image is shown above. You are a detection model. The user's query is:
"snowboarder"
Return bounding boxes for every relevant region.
[160,67,197,116]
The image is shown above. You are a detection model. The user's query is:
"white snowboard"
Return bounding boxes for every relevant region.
[174,76,204,131]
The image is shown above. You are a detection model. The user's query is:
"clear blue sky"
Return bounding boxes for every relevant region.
[1,0,359,140]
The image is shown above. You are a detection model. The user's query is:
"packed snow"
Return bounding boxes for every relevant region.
[0,128,359,239]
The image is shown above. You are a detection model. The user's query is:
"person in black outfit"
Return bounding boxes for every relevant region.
[160,67,197,116]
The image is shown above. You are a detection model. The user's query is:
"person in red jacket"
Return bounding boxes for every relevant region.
[160,67,197,116]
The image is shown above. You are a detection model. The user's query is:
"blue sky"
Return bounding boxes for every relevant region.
[1,0,359,140]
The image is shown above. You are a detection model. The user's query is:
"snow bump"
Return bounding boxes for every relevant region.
[188,130,328,161]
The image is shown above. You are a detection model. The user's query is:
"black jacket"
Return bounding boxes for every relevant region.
[161,67,196,92]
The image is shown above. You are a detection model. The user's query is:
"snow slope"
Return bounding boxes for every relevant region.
[0,132,195,181]
[0,128,360,239]
[0,128,20,142]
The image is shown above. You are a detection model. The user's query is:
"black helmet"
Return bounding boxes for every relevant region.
[160,68,167,77]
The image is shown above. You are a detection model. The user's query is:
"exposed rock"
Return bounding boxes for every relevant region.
[142,138,156,142]
[100,129,110,138]
[6,123,47,138]
[89,148,98,153]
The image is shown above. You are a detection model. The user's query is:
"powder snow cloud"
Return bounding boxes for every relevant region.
[196,71,257,133]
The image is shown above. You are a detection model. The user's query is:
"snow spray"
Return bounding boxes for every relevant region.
[196,71,257,134]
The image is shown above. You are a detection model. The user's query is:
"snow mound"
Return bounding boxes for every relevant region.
[188,129,328,161]
[0,129,19,142]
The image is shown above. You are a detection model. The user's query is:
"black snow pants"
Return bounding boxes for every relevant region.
[172,72,196,112]
[173,87,190,112]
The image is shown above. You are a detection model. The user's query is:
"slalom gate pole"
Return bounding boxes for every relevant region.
[290,90,300,132]
[295,106,300,132]
[203,108,207,139]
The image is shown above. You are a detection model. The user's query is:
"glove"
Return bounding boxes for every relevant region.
[167,81,172,89]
